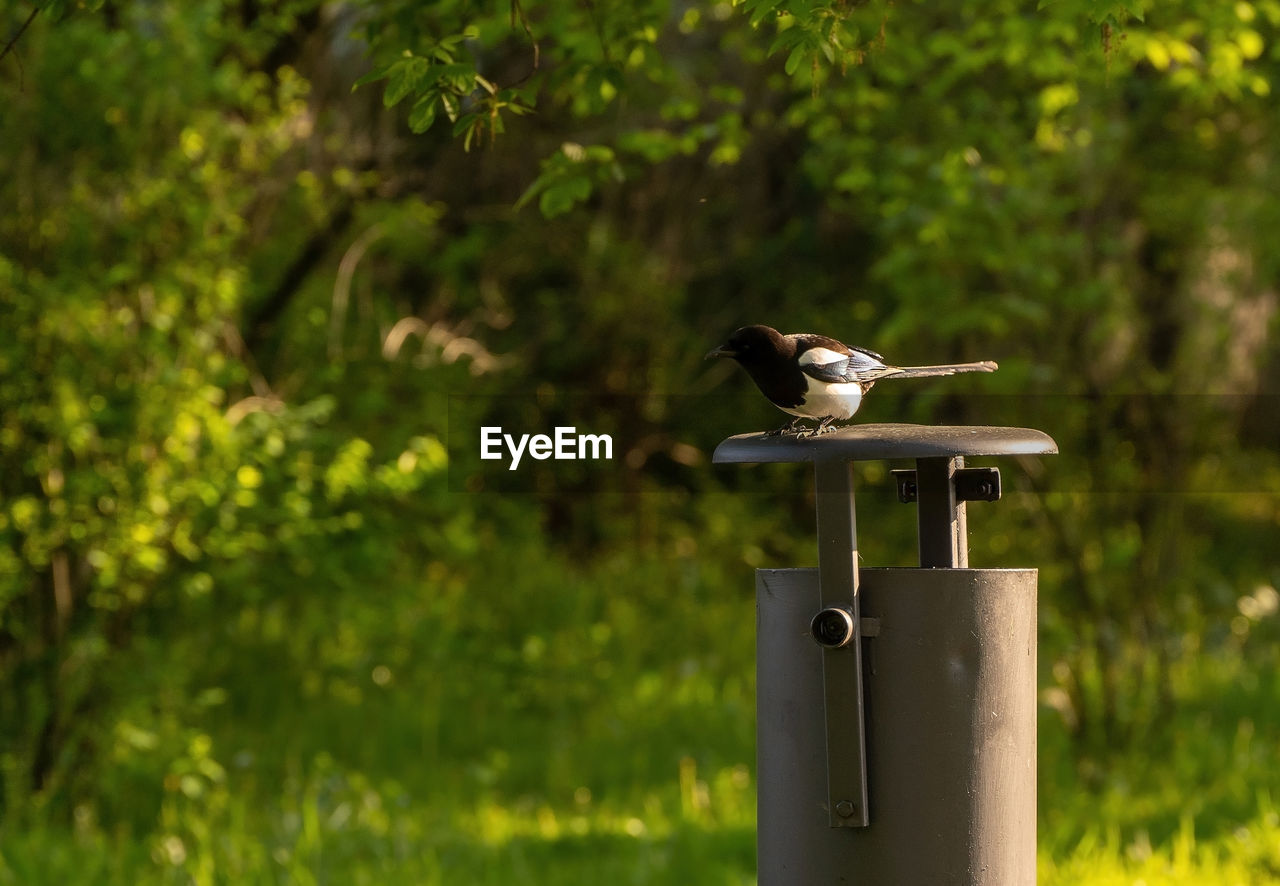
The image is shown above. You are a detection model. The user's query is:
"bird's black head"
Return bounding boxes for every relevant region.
[705,325,789,365]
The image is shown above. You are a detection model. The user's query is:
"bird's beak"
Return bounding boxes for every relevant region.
[705,345,735,360]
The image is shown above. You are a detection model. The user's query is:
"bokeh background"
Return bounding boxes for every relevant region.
[3,1,1280,882]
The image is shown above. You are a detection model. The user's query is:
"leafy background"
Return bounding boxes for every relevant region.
[2,0,1279,882]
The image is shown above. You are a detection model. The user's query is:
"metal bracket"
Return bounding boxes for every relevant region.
[894,462,1000,568]
[892,466,1001,503]
[812,460,869,828]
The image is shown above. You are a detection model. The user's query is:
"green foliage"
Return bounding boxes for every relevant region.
[3,0,1280,881]
[35,1,107,19]
[1,0,453,826]
[516,142,624,217]
[355,29,535,148]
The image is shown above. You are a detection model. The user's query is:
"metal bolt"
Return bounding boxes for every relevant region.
[811,607,856,648]
[835,800,855,817]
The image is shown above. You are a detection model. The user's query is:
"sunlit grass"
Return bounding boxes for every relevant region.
[4,748,1280,884]
[1041,803,1280,885]
[4,773,1280,884]
[3,543,1278,884]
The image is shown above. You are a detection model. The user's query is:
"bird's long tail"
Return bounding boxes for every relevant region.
[873,361,998,380]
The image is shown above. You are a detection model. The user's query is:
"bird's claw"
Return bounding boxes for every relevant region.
[766,418,806,437]
[764,418,840,439]
[796,420,839,439]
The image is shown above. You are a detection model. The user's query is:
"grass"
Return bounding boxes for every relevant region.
[3,533,1279,884]
[4,757,1279,884]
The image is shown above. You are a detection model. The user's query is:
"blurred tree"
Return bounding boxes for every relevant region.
[349,0,1280,744]
[0,0,459,821]
[2,0,1279,844]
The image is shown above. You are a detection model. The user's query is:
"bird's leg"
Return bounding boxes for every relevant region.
[793,419,834,440]
[765,417,806,437]
[794,417,830,439]
[814,416,840,436]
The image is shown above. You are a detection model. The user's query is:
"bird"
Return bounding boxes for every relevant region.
[705,324,997,436]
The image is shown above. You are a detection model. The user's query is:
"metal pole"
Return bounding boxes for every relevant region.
[916,456,967,567]
[812,459,869,827]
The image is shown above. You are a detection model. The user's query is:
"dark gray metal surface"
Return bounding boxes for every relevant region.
[757,567,1038,885]
[812,460,869,827]
[916,456,967,568]
[893,467,1002,504]
[713,423,1058,465]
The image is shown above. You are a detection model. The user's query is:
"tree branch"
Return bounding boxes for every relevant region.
[0,5,39,67]
[243,200,354,356]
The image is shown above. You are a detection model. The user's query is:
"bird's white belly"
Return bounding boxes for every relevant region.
[780,378,864,420]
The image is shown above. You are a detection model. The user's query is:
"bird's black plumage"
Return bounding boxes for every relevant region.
[706,324,997,435]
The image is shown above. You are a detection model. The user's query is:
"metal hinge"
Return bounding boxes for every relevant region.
[892,466,1001,504]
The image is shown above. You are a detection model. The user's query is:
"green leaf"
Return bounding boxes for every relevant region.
[513,178,546,212]
[1089,0,1143,23]
[785,43,809,75]
[440,94,459,123]
[383,58,430,108]
[768,27,808,56]
[743,0,784,27]
[353,64,392,90]
[602,65,625,93]
[38,0,71,17]
[408,95,438,133]
[538,182,578,217]
[534,171,596,217]
[452,114,477,138]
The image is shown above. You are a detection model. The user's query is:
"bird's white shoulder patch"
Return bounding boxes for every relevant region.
[798,346,848,367]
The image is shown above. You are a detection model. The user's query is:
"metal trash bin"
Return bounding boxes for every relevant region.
[714,424,1057,885]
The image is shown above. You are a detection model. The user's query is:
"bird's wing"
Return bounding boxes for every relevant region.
[795,344,852,383]
[793,336,886,384]
[843,344,891,379]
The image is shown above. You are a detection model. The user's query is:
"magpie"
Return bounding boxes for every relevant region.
[706,324,997,436]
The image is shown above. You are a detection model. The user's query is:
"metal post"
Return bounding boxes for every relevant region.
[812,459,869,827]
[915,455,967,567]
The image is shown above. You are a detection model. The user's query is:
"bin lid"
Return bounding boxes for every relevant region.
[712,423,1058,464]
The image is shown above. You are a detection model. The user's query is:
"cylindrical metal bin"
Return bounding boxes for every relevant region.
[757,567,1037,885]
